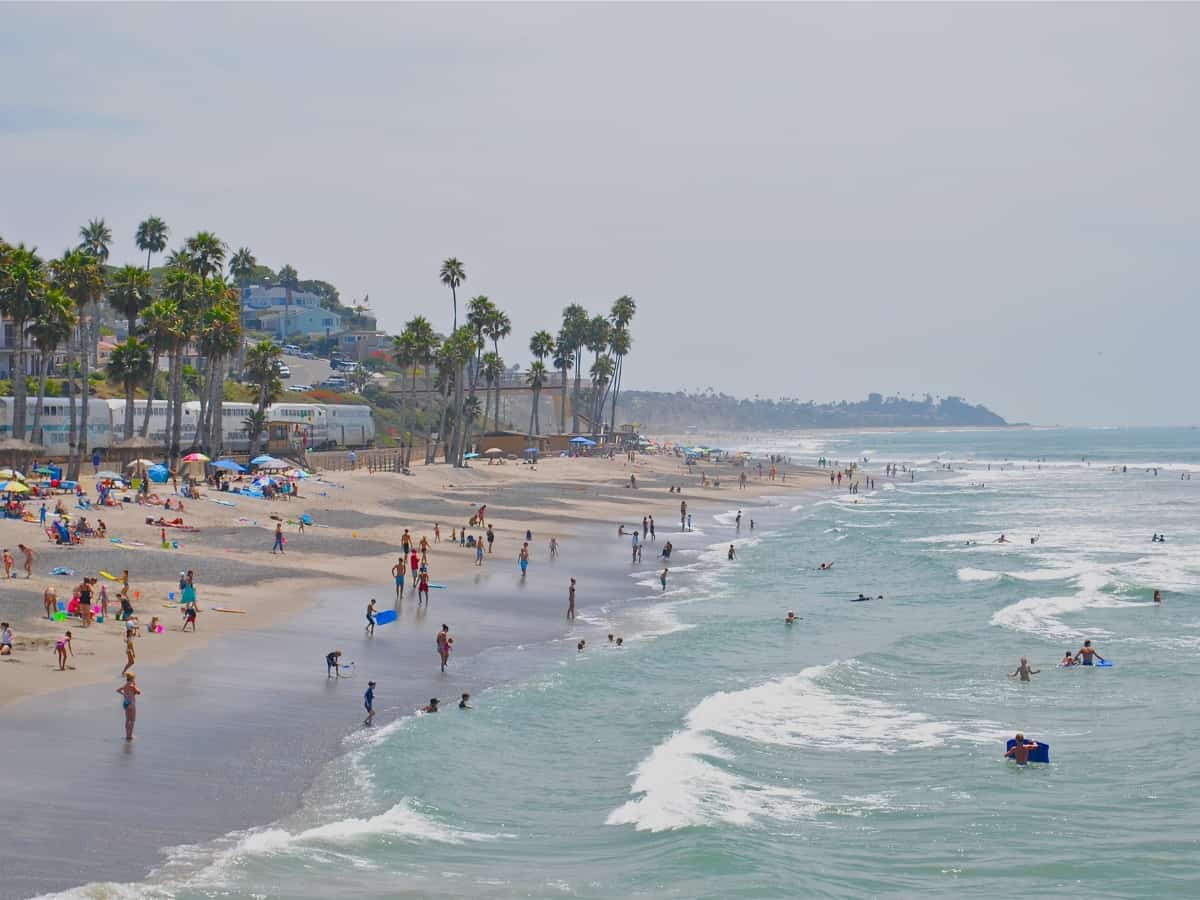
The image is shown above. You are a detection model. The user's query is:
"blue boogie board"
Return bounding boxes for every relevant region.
[375,609,398,625]
[1096,660,1113,667]
[1006,739,1050,764]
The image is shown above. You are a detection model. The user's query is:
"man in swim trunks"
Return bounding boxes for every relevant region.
[391,558,404,598]
[567,578,576,620]
[486,524,495,553]
[1008,657,1040,682]
[1004,733,1040,765]
[363,681,376,725]
[327,650,343,677]
[1073,640,1104,665]
[365,598,377,635]
[727,545,736,561]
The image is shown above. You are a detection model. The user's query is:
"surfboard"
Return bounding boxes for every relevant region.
[1096,660,1113,668]
[99,570,120,581]
[211,607,246,614]
[375,609,398,625]
[1006,739,1050,764]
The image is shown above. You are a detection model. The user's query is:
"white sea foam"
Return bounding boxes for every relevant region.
[608,662,1002,832]
[990,571,1141,641]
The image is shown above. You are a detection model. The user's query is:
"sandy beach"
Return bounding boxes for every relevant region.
[0,447,818,709]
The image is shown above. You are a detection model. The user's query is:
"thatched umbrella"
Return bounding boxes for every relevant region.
[110,435,166,470]
[0,438,50,472]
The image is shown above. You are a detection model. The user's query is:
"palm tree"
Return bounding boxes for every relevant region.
[138,299,177,439]
[392,331,415,463]
[244,340,282,454]
[183,232,226,437]
[77,220,112,471]
[481,351,504,433]
[159,267,199,461]
[607,295,636,434]
[526,360,549,439]
[432,326,475,465]
[108,265,153,338]
[439,258,466,332]
[107,337,153,439]
[198,285,242,452]
[584,314,611,434]
[401,316,439,467]
[135,217,169,271]
[29,287,77,444]
[589,354,615,429]
[229,247,256,370]
[552,333,573,434]
[277,263,299,341]
[463,296,494,453]
[483,308,512,435]
[53,247,103,479]
[0,244,47,440]
[560,304,589,433]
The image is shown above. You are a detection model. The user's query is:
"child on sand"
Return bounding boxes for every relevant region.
[122,631,136,674]
[44,586,57,620]
[1,622,12,655]
[2,548,13,579]
[55,630,73,670]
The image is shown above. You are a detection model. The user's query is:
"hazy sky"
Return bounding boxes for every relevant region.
[3,3,1197,426]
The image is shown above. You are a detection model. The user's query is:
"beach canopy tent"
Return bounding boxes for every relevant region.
[569,436,597,446]
[484,448,504,456]
[250,455,277,465]
[147,464,170,483]
[212,459,247,472]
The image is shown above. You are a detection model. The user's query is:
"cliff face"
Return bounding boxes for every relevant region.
[616,392,1007,430]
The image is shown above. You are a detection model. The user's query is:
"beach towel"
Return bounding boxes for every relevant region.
[49,566,74,576]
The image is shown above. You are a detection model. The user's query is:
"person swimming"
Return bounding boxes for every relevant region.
[1060,651,1077,667]
[851,593,881,602]
[1008,657,1040,682]
[818,562,834,571]
[785,612,797,625]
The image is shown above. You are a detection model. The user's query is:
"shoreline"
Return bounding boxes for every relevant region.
[0,449,824,898]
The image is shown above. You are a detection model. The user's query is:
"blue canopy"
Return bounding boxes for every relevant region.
[569,436,597,445]
[212,459,247,472]
[147,464,169,483]
[250,455,277,465]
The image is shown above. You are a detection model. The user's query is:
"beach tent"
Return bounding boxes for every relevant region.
[147,464,170,484]
[212,459,247,472]
[569,436,597,446]
[484,448,504,456]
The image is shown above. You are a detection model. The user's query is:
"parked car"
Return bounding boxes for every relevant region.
[290,383,313,392]
[277,364,291,378]
[320,376,349,390]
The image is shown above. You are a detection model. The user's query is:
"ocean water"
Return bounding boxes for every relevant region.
[49,428,1200,899]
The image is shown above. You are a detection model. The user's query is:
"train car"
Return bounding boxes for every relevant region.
[325,403,375,448]
[265,402,329,450]
[0,398,115,454]
[105,399,197,449]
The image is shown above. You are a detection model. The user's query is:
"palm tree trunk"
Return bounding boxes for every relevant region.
[31,352,49,444]
[559,367,567,434]
[169,347,184,464]
[572,359,582,434]
[527,389,536,441]
[140,353,159,438]
[12,318,27,440]
[609,354,623,437]
[431,375,451,464]
[65,342,78,478]
[124,380,135,440]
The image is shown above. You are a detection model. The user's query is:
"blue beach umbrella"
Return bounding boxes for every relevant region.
[569,436,597,445]
[250,454,276,465]
[212,459,247,472]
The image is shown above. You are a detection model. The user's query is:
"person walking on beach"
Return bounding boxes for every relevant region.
[392,558,405,598]
[55,630,73,670]
[631,530,640,562]
[2,548,13,579]
[437,624,452,672]
[401,529,412,558]
[409,549,420,587]
[272,521,285,554]
[680,499,687,530]
[117,673,140,741]
[18,544,33,578]
[736,510,742,531]
[475,540,484,566]
[567,577,576,621]
[518,542,530,578]
[363,681,376,726]
[418,571,430,604]
[549,537,559,559]
[486,524,495,554]
[182,603,197,632]
[649,516,655,540]
[0,621,12,656]
[434,523,441,543]
[728,544,737,561]
[366,598,377,636]
[660,568,669,592]
[1008,657,1040,682]
[44,585,57,620]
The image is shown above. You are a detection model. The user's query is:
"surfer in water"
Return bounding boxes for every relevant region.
[818,562,834,571]
[1073,640,1105,666]
[1060,651,1077,667]
[785,612,798,626]
[1004,733,1041,766]
[1008,657,1041,682]
[995,534,1010,544]
[853,593,883,602]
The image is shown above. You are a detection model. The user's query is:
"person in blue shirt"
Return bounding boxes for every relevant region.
[363,681,376,726]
